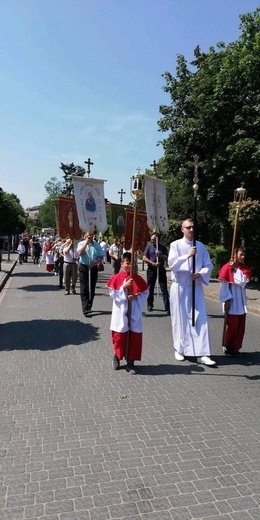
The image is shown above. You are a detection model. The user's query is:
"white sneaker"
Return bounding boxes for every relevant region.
[175,351,185,361]
[197,356,216,366]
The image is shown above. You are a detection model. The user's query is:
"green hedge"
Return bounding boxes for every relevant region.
[206,244,229,279]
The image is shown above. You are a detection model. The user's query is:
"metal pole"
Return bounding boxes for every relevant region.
[188,155,204,327]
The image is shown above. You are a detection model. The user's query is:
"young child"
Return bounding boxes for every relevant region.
[106,252,149,374]
[219,246,251,357]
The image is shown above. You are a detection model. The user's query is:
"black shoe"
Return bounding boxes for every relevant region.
[126,361,137,375]
[234,350,243,357]
[165,309,170,316]
[113,355,120,370]
[147,305,153,312]
[84,310,91,317]
[224,347,235,357]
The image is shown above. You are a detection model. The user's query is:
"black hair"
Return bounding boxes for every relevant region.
[122,252,131,261]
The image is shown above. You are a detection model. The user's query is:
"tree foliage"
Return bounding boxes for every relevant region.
[158,8,260,247]
[38,163,86,229]
[0,188,26,235]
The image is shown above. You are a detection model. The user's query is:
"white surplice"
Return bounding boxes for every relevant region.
[168,237,213,357]
[219,268,248,315]
[108,285,148,333]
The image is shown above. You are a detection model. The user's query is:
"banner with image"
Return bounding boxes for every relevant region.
[72,176,107,232]
[57,196,82,240]
[110,204,131,238]
[124,209,149,252]
[144,174,169,231]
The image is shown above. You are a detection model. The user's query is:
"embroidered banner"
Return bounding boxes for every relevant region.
[72,176,108,232]
[57,197,82,240]
[124,209,149,252]
[144,175,169,232]
[110,204,130,238]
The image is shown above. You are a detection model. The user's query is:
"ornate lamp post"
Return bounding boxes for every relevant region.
[230,185,247,260]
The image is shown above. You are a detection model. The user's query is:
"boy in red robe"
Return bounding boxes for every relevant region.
[219,246,251,356]
[106,252,148,374]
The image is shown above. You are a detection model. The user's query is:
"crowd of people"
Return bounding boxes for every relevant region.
[17,222,251,375]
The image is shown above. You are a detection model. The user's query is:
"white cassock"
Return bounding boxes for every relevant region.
[168,237,213,357]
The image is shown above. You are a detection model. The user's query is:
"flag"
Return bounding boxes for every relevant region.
[72,176,107,232]
[110,204,130,238]
[57,197,82,240]
[124,209,149,252]
[144,175,169,231]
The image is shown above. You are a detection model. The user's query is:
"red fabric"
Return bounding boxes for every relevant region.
[106,270,148,294]
[124,209,149,251]
[58,196,82,240]
[112,330,142,360]
[224,314,246,352]
[46,264,54,272]
[218,262,251,283]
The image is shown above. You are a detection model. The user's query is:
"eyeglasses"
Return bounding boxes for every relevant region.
[183,226,194,230]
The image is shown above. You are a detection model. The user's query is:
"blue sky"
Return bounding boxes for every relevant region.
[1,0,259,210]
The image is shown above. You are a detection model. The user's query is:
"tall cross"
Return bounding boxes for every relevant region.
[118,188,126,204]
[150,160,158,176]
[187,154,204,197]
[84,157,94,177]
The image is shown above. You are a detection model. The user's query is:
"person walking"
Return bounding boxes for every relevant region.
[106,252,149,375]
[143,234,170,315]
[77,231,103,316]
[109,236,123,274]
[219,245,251,357]
[168,218,216,366]
[62,238,79,295]
[17,240,25,264]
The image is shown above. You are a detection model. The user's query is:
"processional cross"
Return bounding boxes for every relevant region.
[118,189,126,204]
[84,158,94,177]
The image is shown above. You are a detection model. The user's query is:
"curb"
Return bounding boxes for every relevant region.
[0,258,18,292]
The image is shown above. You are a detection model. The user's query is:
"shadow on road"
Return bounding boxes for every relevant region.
[0,319,99,351]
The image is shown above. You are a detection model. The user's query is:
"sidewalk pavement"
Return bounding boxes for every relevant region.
[0,251,18,292]
[1,254,259,315]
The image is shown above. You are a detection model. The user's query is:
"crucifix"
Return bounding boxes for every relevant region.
[118,188,126,204]
[84,157,94,177]
[150,160,158,176]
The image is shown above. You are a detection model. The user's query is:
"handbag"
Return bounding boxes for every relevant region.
[97,262,104,272]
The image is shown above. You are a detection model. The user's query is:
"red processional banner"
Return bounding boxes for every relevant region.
[57,197,82,240]
[124,209,149,252]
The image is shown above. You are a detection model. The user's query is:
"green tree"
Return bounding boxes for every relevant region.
[158,7,260,246]
[0,188,26,236]
[60,163,85,197]
[38,177,62,229]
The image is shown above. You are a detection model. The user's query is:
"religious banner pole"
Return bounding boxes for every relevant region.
[150,160,159,296]
[124,169,144,360]
[188,154,204,327]
[222,184,247,346]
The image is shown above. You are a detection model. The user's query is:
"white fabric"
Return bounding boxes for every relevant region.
[99,240,108,262]
[168,237,213,357]
[144,175,169,231]
[63,246,79,263]
[109,284,148,333]
[45,251,54,266]
[72,176,107,232]
[219,268,249,315]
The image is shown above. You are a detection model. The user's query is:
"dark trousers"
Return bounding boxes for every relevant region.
[147,267,170,311]
[79,264,98,315]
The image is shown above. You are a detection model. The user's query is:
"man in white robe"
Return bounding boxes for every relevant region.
[168,219,216,366]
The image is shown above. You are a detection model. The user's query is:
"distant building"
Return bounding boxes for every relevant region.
[26,205,41,222]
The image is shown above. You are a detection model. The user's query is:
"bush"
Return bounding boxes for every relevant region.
[206,244,229,279]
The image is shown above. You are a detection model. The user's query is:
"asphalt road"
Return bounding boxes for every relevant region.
[0,261,260,520]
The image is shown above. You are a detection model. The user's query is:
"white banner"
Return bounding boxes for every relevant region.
[144,175,169,232]
[72,176,108,232]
